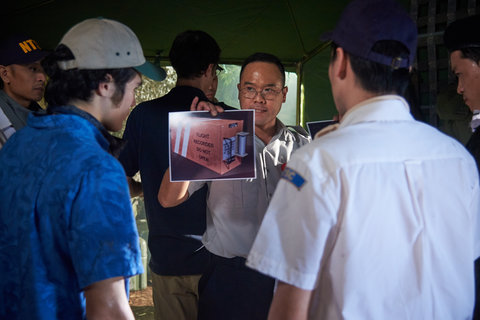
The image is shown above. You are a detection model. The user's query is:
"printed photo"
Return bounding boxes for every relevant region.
[169,109,255,181]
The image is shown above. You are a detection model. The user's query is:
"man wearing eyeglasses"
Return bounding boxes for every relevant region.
[159,52,310,320]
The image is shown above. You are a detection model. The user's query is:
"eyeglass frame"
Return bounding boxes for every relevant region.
[215,65,223,77]
[239,85,286,100]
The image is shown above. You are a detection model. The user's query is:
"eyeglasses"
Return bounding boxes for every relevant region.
[216,65,224,77]
[240,86,283,100]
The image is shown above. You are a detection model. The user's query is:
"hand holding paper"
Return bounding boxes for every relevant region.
[190,96,224,116]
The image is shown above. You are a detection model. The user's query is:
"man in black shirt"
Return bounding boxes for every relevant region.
[119,30,221,320]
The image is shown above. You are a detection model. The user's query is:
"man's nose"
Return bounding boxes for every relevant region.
[253,91,266,103]
[37,72,46,83]
[457,82,463,95]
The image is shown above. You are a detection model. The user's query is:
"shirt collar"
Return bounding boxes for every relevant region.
[0,90,43,111]
[47,105,125,157]
[339,95,413,129]
[255,119,287,146]
[270,119,289,141]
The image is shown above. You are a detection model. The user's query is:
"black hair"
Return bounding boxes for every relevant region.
[41,44,137,107]
[240,52,286,86]
[331,41,411,95]
[169,30,221,79]
[458,47,480,64]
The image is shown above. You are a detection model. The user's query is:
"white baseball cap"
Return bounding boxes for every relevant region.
[57,18,166,81]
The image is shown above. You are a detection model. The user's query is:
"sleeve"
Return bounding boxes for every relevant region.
[118,107,141,177]
[472,177,480,259]
[246,153,338,290]
[68,158,143,290]
[187,180,207,196]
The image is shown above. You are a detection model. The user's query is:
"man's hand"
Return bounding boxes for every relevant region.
[190,96,224,116]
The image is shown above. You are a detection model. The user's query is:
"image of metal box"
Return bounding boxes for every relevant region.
[171,118,248,175]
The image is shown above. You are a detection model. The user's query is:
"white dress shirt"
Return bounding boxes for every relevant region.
[247,95,480,319]
[189,120,310,258]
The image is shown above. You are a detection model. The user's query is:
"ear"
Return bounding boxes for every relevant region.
[96,74,115,98]
[331,47,348,81]
[0,65,10,84]
[237,83,241,100]
[281,86,288,103]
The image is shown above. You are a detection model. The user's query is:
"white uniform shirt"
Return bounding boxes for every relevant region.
[189,120,310,258]
[247,95,480,320]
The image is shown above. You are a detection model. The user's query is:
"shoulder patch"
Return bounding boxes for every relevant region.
[281,167,306,190]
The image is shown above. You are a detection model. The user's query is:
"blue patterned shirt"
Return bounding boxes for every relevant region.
[0,107,142,319]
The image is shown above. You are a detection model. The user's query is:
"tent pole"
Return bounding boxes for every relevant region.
[296,61,303,126]
[296,41,331,126]
[301,41,331,65]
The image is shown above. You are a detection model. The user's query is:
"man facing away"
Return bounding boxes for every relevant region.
[444,14,480,320]
[159,52,310,320]
[0,18,163,319]
[246,1,480,319]
[119,30,221,320]
[0,34,49,147]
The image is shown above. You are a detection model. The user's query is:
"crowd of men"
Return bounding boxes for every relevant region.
[1,0,480,319]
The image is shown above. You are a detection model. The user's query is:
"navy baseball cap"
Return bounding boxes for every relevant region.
[444,14,480,52]
[321,0,417,69]
[0,34,50,66]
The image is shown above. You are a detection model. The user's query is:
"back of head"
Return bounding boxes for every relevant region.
[169,30,221,79]
[240,52,286,86]
[42,45,138,107]
[322,0,417,95]
[42,18,163,107]
[444,14,480,64]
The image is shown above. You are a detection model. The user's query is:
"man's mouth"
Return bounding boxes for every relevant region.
[252,106,267,113]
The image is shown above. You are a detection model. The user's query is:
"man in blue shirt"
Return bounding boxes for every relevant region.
[0,18,164,319]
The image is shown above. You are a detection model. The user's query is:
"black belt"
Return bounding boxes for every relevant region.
[210,253,247,268]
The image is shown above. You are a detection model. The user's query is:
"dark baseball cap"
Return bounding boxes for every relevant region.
[444,14,480,53]
[0,34,50,66]
[321,0,417,69]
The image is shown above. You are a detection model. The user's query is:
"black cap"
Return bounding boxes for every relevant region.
[321,0,417,69]
[444,14,480,52]
[0,34,49,66]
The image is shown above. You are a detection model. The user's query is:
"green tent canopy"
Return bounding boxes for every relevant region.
[2,0,410,125]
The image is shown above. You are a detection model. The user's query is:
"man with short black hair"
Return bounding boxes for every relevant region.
[158,52,310,320]
[246,1,480,319]
[0,18,163,319]
[444,14,480,173]
[444,14,480,320]
[0,34,49,147]
[119,29,221,320]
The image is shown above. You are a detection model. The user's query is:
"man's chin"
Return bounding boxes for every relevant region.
[33,92,45,102]
[468,103,480,113]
